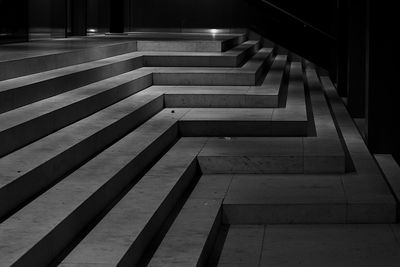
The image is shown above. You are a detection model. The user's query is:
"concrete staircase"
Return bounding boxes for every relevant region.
[0,30,398,266]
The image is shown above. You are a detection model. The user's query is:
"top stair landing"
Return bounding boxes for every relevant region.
[0,31,246,81]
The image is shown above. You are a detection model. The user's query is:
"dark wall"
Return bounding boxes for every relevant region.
[0,0,29,43]
[129,0,337,72]
[129,0,335,33]
[87,0,109,33]
[365,0,399,156]
[130,0,249,29]
[29,0,51,33]
[261,0,336,35]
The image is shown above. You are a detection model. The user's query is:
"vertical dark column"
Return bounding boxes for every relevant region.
[346,1,367,118]
[51,0,67,38]
[365,0,399,155]
[71,0,87,36]
[0,0,29,43]
[336,0,348,96]
[110,0,125,33]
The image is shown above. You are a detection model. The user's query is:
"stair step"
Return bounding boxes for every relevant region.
[0,52,143,113]
[198,137,305,174]
[198,137,345,174]
[179,108,307,136]
[151,48,273,86]
[321,75,396,223]
[0,71,152,157]
[0,40,137,81]
[0,109,186,267]
[143,40,259,67]
[136,34,245,52]
[0,93,163,219]
[60,138,207,266]
[260,225,400,266]
[223,174,347,224]
[217,225,264,266]
[0,41,258,114]
[149,174,232,267]
[375,154,400,204]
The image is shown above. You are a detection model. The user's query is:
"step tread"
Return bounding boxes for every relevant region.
[0,40,257,93]
[321,75,397,223]
[61,138,207,266]
[0,52,143,92]
[181,108,274,121]
[260,225,400,266]
[149,174,231,267]
[148,48,272,74]
[0,109,187,266]
[0,93,161,188]
[0,70,151,133]
[199,137,304,156]
[223,174,347,224]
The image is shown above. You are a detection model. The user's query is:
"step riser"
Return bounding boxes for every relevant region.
[144,56,237,67]
[0,74,153,158]
[0,42,138,82]
[0,97,163,220]
[138,41,222,52]
[153,73,256,86]
[137,35,244,52]
[143,42,257,68]
[0,56,144,114]
[119,160,199,266]
[223,204,347,224]
[198,156,304,174]
[179,121,308,137]
[198,156,344,174]
[11,124,179,267]
[164,95,279,108]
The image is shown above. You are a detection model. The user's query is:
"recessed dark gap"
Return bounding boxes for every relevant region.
[317,72,356,173]
[301,59,317,137]
[205,224,230,267]
[277,53,291,108]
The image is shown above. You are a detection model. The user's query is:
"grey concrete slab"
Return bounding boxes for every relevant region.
[61,138,206,266]
[223,174,346,224]
[150,48,272,86]
[179,108,276,137]
[190,174,233,200]
[304,138,345,173]
[341,174,396,223]
[260,225,400,267]
[143,40,259,67]
[148,198,222,267]
[137,39,235,52]
[150,85,278,108]
[248,55,287,95]
[0,40,138,81]
[198,137,304,174]
[0,109,187,267]
[148,173,233,266]
[375,154,400,203]
[320,75,397,223]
